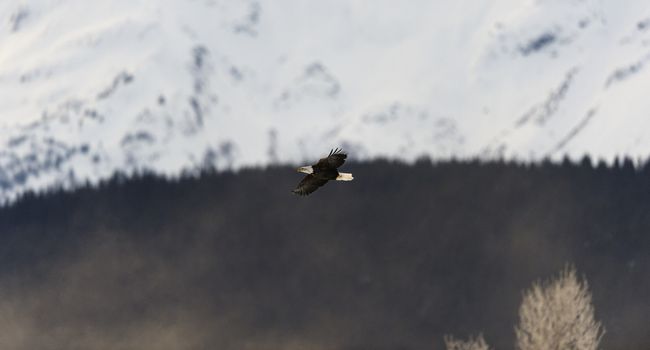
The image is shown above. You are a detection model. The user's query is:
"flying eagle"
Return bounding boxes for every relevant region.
[292,148,353,196]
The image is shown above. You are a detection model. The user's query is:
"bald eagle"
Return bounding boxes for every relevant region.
[292,148,353,196]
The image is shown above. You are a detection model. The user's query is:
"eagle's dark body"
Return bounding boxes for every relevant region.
[292,148,353,196]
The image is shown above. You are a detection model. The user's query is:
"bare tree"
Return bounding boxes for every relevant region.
[444,334,491,350]
[515,266,604,350]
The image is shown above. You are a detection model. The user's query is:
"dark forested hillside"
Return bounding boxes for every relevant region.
[0,159,648,350]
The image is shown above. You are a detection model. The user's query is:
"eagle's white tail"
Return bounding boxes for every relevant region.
[336,172,354,181]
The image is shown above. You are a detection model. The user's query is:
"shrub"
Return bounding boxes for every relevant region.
[444,334,491,350]
[515,266,604,350]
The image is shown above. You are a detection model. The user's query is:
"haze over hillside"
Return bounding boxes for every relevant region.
[2,0,650,201]
[0,160,648,349]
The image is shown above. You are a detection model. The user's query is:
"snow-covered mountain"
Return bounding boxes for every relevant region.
[1,0,650,202]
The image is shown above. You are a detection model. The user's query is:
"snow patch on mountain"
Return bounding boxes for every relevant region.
[1,0,650,202]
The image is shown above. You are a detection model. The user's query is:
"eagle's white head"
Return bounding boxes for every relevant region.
[297,165,314,174]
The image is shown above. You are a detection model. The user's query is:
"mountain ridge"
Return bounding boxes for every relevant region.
[2,0,650,202]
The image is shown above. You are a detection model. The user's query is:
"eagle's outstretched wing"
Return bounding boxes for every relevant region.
[316,148,347,169]
[292,174,329,196]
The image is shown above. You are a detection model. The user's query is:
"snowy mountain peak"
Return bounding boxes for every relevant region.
[2,0,650,202]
